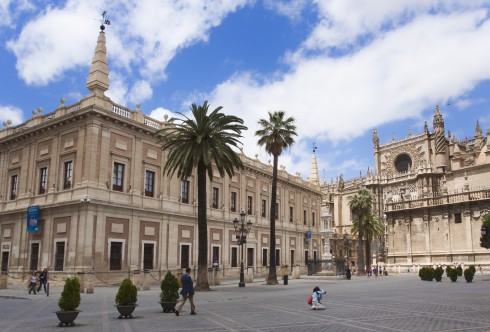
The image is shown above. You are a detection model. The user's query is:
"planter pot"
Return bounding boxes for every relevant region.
[159,301,177,313]
[55,310,80,327]
[115,305,137,319]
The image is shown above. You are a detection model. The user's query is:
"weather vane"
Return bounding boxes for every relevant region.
[99,10,111,31]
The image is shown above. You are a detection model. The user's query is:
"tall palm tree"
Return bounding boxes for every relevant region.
[159,101,247,290]
[255,111,297,285]
[348,187,373,275]
[351,213,384,268]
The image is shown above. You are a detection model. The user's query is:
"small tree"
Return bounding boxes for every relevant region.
[58,277,81,311]
[434,267,444,282]
[449,268,458,282]
[464,267,475,283]
[160,271,179,303]
[456,266,463,276]
[115,278,137,306]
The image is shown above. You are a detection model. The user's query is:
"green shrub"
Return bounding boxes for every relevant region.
[449,268,458,282]
[58,277,81,311]
[160,271,179,302]
[434,267,444,282]
[464,268,475,283]
[445,266,451,277]
[419,267,434,281]
[115,278,138,306]
[456,266,463,276]
[468,265,476,274]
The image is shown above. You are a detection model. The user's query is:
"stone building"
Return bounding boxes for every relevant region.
[0,28,322,283]
[325,106,490,271]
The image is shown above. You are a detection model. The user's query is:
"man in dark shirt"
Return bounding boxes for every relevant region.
[175,267,196,316]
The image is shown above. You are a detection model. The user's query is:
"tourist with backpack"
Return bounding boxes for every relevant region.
[308,286,326,310]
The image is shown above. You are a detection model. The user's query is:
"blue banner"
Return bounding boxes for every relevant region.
[27,206,39,233]
[305,231,312,239]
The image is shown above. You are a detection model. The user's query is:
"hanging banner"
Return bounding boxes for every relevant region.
[27,206,40,233]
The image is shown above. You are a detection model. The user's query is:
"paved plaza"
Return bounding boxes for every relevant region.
[1,273,490,331]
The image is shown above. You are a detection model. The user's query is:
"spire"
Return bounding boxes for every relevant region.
[86,27,110,94]
[372,129,379,147]
[433,105,444,133]
[309,146,319,185]
[475,120,483,138]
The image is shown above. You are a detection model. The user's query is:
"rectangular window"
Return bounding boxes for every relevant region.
[30,243,39,271]
[312,211,316,226]
[262,248,268,266]
[180,244,190,268]
[230,192,237,212]
[63,161,73,190]
[1,252,9,272]
[112,162,124,192]
[303,210,307,225]
[289,206,294,222]
[39,167,47,195]
[247,195,253,215]
[247,248,254,267]
[212,187,219,209]
[143,243,154,270]
[10,175,18,200]
[261,199,266,217]
[231,247,238,267]
[454,213,462,224]
[144,170,155,197]
[275,202,279,220]
[212,246,220,267]
[275,249,280,266]
[110,241,122,270]
[181,180,189,204]
[55,242,65,271]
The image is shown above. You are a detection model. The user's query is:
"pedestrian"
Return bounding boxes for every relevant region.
[310,286,326,310]
[478,264,483,275]
[366,266,370,277]
[37,268,48,293]
[175,267,196,316]
[28,273,37,295]
[373,266,378,278]
[346,266,351,280]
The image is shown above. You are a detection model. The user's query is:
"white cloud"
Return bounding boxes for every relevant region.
[209,3,490,177]
[0,0,34,28]
[128,80,153,105]
[0,105,24,125]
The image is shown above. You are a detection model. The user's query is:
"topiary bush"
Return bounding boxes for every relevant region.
[468,265,476,275]
[58,277,81,311]
[419,267,435,281]
[446,266,451,277]
[160,271,179,303]
[449,268,458,282]
[464,267,475,283]
[434,266,444,282]
[456,266,463,276]
[115,278,138,306]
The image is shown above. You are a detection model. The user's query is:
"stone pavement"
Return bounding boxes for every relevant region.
[1,273,490,331]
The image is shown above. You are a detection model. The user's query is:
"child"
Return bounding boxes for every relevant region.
[311,286,326,310]
[28,273,37,295]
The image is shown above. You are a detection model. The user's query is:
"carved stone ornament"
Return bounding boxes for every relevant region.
[382,142,424,176]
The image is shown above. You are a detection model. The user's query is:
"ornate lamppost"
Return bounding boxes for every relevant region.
[233,211,252,287]
[343,233,350,266]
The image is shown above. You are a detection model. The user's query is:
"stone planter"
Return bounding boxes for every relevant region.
[159,301,177,313]
[115,305,137,319]
[55,310,80,327]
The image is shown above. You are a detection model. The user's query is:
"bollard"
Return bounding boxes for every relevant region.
[47,282,50,297]
[283,274,288,285]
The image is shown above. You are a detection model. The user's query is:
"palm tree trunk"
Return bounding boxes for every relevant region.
[365,238,371,269]
[195,161,210,290]
[267,154,279,285]
[357,215,365,275]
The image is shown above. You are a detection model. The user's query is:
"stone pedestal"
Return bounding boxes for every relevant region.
[143,270,150,291]
[244,268,254,283]
[0,274,7,289]
[85,273,94,294]
[292,265,301,279]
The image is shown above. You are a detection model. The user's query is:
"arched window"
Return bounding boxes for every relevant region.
[394,154,412,172]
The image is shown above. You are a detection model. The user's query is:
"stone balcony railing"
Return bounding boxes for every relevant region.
[385,188,490,212]
[0,100,167,140]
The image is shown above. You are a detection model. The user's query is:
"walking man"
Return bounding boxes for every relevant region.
[175,267,196,316]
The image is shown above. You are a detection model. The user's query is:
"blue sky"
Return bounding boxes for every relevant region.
[1,0,490,183]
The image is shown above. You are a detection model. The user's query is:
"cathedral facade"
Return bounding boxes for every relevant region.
[0,29,322,283]
[325,107,490,270]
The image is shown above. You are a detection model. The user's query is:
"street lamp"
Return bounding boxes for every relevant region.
[233,211,252,287]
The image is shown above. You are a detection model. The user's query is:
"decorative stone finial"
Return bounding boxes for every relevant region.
[424,121,428,134]
[60,98,66,106]
[475,120,483,138]
[372,129,379,146]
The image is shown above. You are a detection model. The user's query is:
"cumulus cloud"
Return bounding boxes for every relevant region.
[208,2,490,175]
[7,0,251,98]
[0,0,34,28]
[0,105,24,125]
[148,106,172,122]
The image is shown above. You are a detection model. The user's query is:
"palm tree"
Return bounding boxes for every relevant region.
[159,101,247,290]
[351,212,384,268]
[255,111,297,285]
[348,187,373,275]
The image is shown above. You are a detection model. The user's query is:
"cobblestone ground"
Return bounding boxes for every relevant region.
[1,273,490,331]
